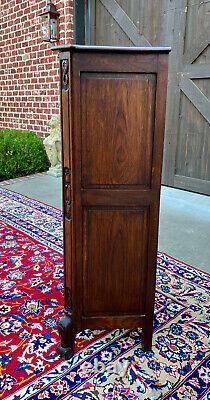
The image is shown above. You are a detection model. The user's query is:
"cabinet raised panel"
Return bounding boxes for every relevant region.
[55,45,170,359]
[81,73,156,187]
[83,208,148,316]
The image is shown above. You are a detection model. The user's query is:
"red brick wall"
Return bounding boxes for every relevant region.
[0,0,74,137]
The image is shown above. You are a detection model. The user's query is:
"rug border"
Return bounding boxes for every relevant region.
[160,251,210,277]
[1,187,62,212]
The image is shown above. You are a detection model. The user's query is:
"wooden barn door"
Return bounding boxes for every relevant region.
[77,0,210,195]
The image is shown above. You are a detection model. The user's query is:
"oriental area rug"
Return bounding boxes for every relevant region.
[0,187,209,400]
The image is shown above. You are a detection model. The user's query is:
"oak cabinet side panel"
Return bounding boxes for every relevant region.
[82,208,149,317]
[81,72,156,188]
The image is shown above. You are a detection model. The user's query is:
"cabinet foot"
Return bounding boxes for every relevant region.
[143,339,152,352]
[57,310,75,359]
[143,326,153,352]
[57,343,74,360]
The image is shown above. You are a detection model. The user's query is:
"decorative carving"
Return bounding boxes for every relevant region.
[43,115,62,177]
[61,59,69,91]
[65,287,72,311]
[63,167,71,220]
[64,166,70,176]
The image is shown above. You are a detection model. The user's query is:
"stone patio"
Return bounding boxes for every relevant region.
[1,174,210,273]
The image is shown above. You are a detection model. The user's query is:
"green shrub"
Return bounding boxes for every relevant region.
[0,129,49,181]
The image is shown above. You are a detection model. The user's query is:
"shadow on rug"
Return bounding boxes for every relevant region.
[0,188,209,400]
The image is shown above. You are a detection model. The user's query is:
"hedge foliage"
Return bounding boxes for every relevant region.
[0,129,49,181]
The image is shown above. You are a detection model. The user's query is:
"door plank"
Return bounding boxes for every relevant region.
[173,0,210,193]
[183,64,210,78]
[174,175,210,195]
[85,0,210,194]
[183,30,210,64]
[100,0,151,46]
[180,77,210,124]
[162,0,188,185]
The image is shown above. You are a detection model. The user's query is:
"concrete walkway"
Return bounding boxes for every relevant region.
[159,186,210,273]
[1,174,210,273]
[1,173,62,209]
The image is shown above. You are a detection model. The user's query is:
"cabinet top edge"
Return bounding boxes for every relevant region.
[52,44,171,53]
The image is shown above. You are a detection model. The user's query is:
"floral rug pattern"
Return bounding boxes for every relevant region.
[0,188,209,400]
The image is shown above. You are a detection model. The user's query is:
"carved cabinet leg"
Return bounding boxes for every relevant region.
[57,309,75,360]
[143,321,153,352]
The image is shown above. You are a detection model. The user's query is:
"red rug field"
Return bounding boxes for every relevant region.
[0,187,209,400]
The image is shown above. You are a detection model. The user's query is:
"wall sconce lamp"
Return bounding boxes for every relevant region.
[40,0,59,42]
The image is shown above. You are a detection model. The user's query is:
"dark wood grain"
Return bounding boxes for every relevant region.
[56,51,76,358]
[81,73,156,187]
[83,208,148,316]
[82,315,146,330]
[55,45,170,358]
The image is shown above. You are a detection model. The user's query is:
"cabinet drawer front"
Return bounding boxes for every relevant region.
[82,207,148,316]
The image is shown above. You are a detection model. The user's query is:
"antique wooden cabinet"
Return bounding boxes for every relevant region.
[55,45,170,358]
